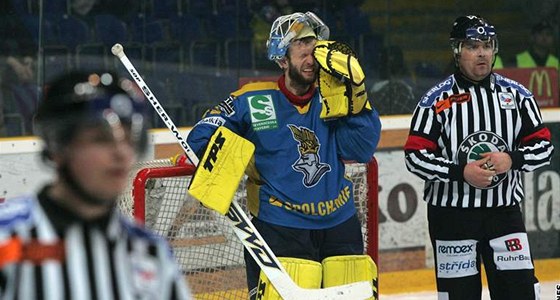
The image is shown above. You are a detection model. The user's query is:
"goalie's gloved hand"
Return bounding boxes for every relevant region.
[313,40,371,119]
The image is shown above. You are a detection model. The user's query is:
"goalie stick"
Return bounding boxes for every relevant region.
[111,43,373,300]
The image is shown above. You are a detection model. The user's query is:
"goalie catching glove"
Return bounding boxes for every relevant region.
[313,40,371,119]
[188,126,255,215]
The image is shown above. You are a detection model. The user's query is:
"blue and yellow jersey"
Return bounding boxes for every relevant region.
[187,79,381,229]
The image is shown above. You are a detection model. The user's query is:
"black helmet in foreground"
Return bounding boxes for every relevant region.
[35,71,148,157]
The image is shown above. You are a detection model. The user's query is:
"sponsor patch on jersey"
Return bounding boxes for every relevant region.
[498,92,516,109]
[248,94,278,131]
[218,96,236,117]
[419,76,454,108]
[489,232,534,270]
[435,93,471,113]
[196,116,225,127]
[457,131,509,189]
[131,253,160,297]
[435,239,478,278]
[494,73,533,98]
[0,197,32,226]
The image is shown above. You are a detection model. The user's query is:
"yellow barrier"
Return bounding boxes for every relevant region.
[379,258,560,295]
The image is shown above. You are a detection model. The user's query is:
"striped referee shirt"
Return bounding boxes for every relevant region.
[0,186,192,300]
[404,72,554,208]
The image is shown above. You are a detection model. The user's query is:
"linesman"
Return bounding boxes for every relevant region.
[0,71,192,299]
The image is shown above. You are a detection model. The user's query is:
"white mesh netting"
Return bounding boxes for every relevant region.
[118,159,373,299]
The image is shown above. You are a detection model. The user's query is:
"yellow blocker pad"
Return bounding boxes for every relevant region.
[256,257,322,300]
[322,255,377,300]
[313,41,370,119]
[188,126,255,215]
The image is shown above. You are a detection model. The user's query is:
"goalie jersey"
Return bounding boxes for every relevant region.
[187,78,381,229]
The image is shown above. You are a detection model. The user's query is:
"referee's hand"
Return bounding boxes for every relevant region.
[464,157,497,188]
[480,152,512,174]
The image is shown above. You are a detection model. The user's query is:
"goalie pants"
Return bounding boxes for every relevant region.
[428,204,539,300]
[244,213,364,300]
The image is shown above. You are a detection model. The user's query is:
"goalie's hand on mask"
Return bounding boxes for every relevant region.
[313,40,371,120]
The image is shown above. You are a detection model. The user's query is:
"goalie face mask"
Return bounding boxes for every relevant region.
[35,71,149,158]
[267,11,330,62]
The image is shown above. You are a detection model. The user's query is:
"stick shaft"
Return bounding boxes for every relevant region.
[117,53,199,165]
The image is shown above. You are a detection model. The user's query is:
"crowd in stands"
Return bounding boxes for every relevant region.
[1,0,383,135]
[0,0,558,136]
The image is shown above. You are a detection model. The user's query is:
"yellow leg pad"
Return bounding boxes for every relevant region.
[256,257,322,300]
[322,255,377,299]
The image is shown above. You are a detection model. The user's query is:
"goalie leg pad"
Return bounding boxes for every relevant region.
[256,257,322,300]
[188,126,255,215]
[322,255,377,299]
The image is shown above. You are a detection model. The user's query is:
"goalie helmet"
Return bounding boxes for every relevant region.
[266,11,330,61]
[35,71,148,156]
[449,15,498,56]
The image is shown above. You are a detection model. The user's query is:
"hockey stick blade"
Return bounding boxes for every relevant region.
[112,43,373,300]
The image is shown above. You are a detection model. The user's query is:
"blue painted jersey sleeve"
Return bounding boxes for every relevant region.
[335,108,381,162]
[186,96,246,157]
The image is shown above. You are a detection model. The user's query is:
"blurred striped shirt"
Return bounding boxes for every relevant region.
[0,187,192,300]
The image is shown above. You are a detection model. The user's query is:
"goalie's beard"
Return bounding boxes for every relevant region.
[287,60,318,90]
[59,163,117,208]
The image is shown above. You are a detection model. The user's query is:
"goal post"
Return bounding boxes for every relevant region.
[118,157,379,298]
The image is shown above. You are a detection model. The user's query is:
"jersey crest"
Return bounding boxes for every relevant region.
[287,124,331,187]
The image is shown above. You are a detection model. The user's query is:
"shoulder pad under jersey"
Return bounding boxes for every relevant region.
[493,72,533,98]
[231,81,278,97]
[120,216,167,244]
[419,75,455,108]
[0,195,34,228]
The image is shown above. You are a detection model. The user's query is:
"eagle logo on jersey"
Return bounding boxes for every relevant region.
[457,131,509,189]
[288,124,331,187]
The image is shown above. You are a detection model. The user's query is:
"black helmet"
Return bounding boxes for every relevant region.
[450,15,498,55]
[35,71,148,156]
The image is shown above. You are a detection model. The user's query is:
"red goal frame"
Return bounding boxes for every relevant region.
[130,158,379,266]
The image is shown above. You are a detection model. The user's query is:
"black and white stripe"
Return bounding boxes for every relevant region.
[0,194,192,300]
[405,73,554,208]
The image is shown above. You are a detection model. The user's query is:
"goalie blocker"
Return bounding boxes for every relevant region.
[188,126,255,215]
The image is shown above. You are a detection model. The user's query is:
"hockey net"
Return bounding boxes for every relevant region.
[118,158,379,299]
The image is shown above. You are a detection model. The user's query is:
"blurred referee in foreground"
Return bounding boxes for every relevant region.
[0,71,192,299]
[404,15,554,299]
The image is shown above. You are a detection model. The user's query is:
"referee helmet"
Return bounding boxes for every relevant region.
[450,15,499,56]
